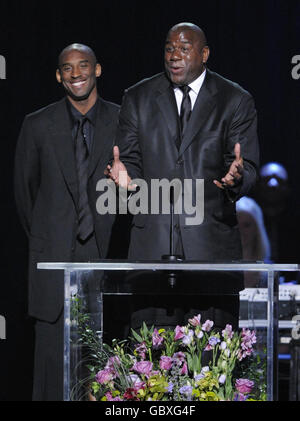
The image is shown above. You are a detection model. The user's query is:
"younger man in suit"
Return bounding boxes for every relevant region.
[14,44,119,400]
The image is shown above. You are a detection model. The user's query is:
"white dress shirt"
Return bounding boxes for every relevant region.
[173,69,206,114]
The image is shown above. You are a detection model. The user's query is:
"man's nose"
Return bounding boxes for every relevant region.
[170,48,181,61]
[71,67,81,78]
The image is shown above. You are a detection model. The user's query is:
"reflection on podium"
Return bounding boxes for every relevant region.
[37,261,299,401]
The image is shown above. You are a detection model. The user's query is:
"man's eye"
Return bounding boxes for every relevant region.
[165,47,174,53]
[62,66,72,72]
[181,47,189,53]
[80,63,88,68]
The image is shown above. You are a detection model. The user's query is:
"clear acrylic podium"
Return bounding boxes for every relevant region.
[37,261,299,401]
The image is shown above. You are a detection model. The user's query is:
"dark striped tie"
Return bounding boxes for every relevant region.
[75,117,94,241]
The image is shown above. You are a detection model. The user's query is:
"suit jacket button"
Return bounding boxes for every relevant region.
[177,159,183,165]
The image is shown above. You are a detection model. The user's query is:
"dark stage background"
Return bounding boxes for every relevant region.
[1,0,300,400]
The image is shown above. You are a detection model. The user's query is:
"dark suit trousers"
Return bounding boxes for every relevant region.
[32,233,99,401]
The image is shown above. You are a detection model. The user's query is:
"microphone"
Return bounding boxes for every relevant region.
[162,186,183,287]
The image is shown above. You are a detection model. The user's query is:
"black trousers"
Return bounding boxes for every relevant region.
[32,233,100,401]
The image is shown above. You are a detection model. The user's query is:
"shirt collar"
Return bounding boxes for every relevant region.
[188,69,206,95]
[173,69,206,95]
[66,96,99,127]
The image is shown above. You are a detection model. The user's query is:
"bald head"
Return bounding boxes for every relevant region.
[164,22,210,85]
[58,43,97,68]
[167,23,207,50]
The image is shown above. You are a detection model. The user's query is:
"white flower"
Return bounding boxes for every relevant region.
[220,341,227,350]
[196,330,204,339]
[218,374,226,384]
[182,329,194,345]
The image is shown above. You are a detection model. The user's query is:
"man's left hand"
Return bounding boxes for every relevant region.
[213,143,243,189]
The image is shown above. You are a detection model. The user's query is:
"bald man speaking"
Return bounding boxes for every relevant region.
[108,23,260,336]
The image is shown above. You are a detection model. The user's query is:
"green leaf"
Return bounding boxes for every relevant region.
[130,328,143,343]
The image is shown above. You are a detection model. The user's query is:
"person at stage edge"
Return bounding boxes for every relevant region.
[107,23,260,331]
[14,44,119,400]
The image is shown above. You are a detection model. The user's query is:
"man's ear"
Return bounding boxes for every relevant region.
[56,68,62,84]
[202,46,210,64]
[95,63,102,78]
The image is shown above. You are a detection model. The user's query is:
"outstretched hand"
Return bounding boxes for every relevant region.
[105,146,136,190]
[213,143,243,190]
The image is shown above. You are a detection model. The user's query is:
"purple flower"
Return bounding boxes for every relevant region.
[132,360,153,377]
[174,325,185,341]
[105,356,121,376]
[222,324,234,339]
[234,392,247,401]
[173,351,186,361]
[194,373,204,381]
[208,336,220,347]
[188,314,201,326]
[235,379,254,395]
[202,320,214,332]
[126,374,142,386]
[152,328,164,348]
[95,369,114,384]
[167,382,174,393]
[172,352,188,375]
[159,356,173,371]
[135,342,147,360]
[179,385,193,397]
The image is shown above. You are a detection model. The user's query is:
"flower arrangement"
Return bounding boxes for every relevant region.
[73,305,266,402]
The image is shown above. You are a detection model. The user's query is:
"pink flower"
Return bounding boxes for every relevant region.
[95,369,114,384]
[173,351,186,361]
[235,379,254,395]
[181,361,188,375]
[202,320,214,332]
[105,391,123,401]
[132,360,153,377]
[172,352,188,375]
[188,314,201,326]
[174,325,185,341]
[152,328,164,348]
[238,329,256,361]
[159,356,173,371]
[222,324,234,339]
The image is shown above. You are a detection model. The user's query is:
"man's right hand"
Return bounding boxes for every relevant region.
[105,146,136,190]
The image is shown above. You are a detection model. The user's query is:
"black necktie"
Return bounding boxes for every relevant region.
[179,85,192,135]
[75,117,94,241]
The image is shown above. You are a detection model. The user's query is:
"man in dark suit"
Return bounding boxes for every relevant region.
[107,23,259,332]
[14,44,119,400]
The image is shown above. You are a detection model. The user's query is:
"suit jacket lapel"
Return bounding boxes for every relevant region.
[88,98,114,178]
[179,69,218,156]
[155,75,180,145]
[48,98,78,207]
